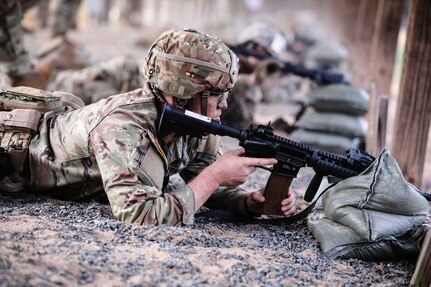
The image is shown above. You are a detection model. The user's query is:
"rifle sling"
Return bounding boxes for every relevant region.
[195,183,337,225]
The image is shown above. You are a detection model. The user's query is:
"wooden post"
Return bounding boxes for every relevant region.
[368,0,404,97]
[328,0,403,96]
[366,82,378,155]
[410,230,431,287]
[375,96,389,154]
[392,0,431,188]
[366,90,389,156]
[346,0,379,88]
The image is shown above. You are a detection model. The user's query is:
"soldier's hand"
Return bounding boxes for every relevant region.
[246,188,296,216]
[280,189,296,216]
[211,148,277,187]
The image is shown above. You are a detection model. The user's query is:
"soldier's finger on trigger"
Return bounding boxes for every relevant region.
[256,158,276,167]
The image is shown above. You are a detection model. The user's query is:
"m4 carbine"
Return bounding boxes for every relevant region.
[159,104,383,215]
[229,44,348,86]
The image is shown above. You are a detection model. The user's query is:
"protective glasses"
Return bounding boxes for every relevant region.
[209,89,231,104]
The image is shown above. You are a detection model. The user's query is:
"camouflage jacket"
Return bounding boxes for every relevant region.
[28,84,250,226]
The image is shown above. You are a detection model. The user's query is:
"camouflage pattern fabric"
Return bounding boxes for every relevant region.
[0,0,32,76]
[23,84,249,226]
[261,75,299,104]
[50,56,143,104]
[221,75,262,128]
[36,36,90,72]
[143,28,239,100]
[51,0,81,37]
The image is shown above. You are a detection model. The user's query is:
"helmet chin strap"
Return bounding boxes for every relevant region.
[200,92,209,116]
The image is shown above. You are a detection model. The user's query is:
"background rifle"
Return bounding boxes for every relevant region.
[229,44,348,86]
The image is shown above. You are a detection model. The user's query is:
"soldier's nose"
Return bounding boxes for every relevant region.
[218,99,228,110]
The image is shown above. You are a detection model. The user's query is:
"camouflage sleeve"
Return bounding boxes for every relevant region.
[90,114,194,226]
[180,134,251,216]
[204,188,251,216]
[179,134,221,181]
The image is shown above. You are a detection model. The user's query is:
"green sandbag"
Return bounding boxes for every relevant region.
[307,84,369,115]
[308,149,430,260]
[295,109,367,137]
[290,128,360,155]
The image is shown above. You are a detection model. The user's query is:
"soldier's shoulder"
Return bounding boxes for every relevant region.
[109,87,155,105]
[85,87,156,121]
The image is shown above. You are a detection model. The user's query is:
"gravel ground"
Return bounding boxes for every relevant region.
[0,157,426,287]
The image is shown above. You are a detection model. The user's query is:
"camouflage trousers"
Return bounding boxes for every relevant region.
[51,0,81,37]
[0,0,32,76]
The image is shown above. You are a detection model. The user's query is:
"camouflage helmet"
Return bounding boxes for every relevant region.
[238,21,291,58]
[143,28,239,100]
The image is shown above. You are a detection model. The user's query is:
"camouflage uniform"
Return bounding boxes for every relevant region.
[25,84,250,226]
[221,75,262,128]
[222,22,289,128]
[49,56,143,104]
[0,0,32,77]
[51,0,81,37]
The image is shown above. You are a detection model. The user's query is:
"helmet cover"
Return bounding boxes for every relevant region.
[143,28,239,99]
[238,21,289,58]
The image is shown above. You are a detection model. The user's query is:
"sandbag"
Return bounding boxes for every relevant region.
[295,109,367,138]
[304,42,349,69]
[290,128,360,155]
[307,84,369,115]
[308,149,430,260]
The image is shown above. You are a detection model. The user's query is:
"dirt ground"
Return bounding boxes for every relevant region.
[0,24,430,286]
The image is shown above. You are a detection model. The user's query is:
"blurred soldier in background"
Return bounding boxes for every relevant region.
[0,0,52,88]
[117,0,143,27]
[221,21,290,128]
[0,0,87,89]
[49,55,143,104]
[22,0,82,37]
[50,0,82,38]
[289,13,321,63]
